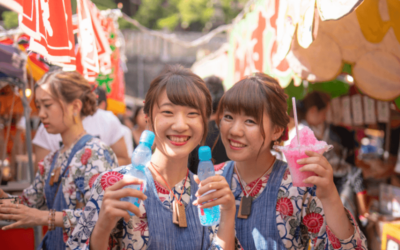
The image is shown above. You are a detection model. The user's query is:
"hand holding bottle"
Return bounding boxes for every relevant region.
[97,176,147,233]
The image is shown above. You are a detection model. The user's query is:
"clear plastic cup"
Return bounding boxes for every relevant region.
[274,144,333,187]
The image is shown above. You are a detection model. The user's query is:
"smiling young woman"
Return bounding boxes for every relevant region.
[68,65,238,250]
[213,73,368,250]
[0,71,118,249]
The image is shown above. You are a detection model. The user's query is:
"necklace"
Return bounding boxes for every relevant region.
[50,130,87,186]
[150,162,189,227]
[234,156,276,219]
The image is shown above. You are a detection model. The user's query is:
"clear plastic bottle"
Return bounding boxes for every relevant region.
[121,130,155,216]
[197,146,221,226]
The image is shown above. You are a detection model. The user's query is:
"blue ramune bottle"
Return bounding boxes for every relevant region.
[121,130,155,216]
[197,146,221,226]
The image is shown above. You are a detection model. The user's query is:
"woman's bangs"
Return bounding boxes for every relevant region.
[164,75,203,111]
[221,80,264,122]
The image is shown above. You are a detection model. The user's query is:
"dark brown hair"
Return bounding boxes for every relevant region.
[35,71,97,117]
[131,105,144,126]
[143,65,212,144]
[297,91,331,120]
[216,72,290,148]
[204,76,224,114]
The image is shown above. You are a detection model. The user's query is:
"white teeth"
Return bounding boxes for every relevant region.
[169,136,189,142]
[230,141,246,148]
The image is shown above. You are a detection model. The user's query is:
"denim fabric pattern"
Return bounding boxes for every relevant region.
[144,168,210,250]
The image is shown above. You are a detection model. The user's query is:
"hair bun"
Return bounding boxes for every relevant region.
[81,91,97,117]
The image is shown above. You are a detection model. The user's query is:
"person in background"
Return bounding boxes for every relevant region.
[188,76,229,173]
[0,71,118,249]
[33,86,130,170]
[95,87,133,159]
[294,91,369,221]
[131,105,147,149]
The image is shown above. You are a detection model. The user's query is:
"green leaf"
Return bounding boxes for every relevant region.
[395,96,400,110]
[315,207,322,214]
[309,199,317,213]
[157,14,180,31]
[277,189,285,199]
[2,11,18,29]
[96,72,114,93]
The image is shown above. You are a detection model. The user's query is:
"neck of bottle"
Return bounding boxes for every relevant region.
[140,141,152,149]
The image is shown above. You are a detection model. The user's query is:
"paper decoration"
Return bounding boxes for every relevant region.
[0,0,23,14]
[363,96,376,124]
[317,0,363,21]
[89,2,112,74]
[351,94,364,125]
[76,0,99,82]
[331,97,342,125]
[19,0,76,70]
[377,101,390,123]
[341,96,352,126]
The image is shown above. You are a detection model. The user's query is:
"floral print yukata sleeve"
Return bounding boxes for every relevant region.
[67,166,238,250]
[19,138,118,243]
[214,162,368,250]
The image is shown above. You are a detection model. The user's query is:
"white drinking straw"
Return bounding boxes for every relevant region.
[292,97,300,146]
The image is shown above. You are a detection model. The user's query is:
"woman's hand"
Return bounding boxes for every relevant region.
[193,175,236,213]
[193,175,236,250]
[297,150,338,202]
[94,176,147,236]
[0,203,47,230]
[0,189,8,199]
[298,150,354,240]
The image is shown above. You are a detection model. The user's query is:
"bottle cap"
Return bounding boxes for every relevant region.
[139,130,155,146]
[198,146,212,161]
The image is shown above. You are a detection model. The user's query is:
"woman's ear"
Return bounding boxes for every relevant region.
[273,125,285,140]
[71,99,83,117]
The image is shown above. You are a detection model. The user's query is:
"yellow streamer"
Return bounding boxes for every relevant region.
[356,0,391,43]
[388,0,400,43]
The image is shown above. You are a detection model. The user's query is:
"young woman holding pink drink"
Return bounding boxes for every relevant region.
[208,73,368,249]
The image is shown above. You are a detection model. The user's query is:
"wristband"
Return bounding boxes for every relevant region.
[48,209,56,231]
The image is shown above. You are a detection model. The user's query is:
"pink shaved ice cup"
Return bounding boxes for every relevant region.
[274,127,333,187]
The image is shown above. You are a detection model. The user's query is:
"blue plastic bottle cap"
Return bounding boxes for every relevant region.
[140,130,155,145]
[198,146,212,161]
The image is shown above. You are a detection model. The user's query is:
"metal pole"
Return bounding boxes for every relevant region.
[21,77,42,249]
[384,111,391,161]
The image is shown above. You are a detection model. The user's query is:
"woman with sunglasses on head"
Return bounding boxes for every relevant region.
[0,71,118,249]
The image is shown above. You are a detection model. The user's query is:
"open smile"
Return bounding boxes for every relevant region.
[229,139,247,150]
[167,135,191,146]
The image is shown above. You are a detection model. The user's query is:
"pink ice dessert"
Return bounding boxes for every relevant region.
[276,126,330,187]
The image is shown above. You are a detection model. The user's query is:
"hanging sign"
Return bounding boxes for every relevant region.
[351,94,364,126]
[20,0,76,70]
[363,96,376,124]
[341,96,352,126]
[377,101,390,123]
[331,97,342,125]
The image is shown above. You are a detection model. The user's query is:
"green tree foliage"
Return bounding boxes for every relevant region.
[2,11,18,29]
[1,0,245,31]
[133,0,247,31]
